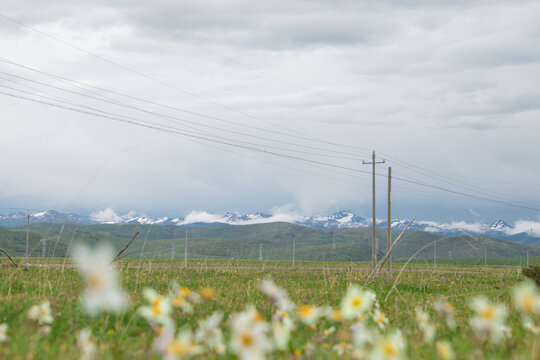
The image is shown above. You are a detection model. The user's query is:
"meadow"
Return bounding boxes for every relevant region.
[1,254,539,359]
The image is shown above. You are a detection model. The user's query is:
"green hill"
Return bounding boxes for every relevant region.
[2,222,540,262]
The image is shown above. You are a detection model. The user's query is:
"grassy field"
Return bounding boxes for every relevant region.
[1,255,539,359]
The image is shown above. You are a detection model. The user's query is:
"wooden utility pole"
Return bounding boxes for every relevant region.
[434,240,437,268]
[184,225,188,267]
[387,167,392,272]
[259,244,263,260]
[292,233,296,268]
[363,151,385,268]
[25,209,29,265]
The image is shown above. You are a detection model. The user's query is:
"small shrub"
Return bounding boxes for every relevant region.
[522,265,540,285]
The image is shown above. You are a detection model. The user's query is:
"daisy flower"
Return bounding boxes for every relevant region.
[28,301,53,325]
[195,312,225,354]
[373,309,389,330]
[139,288,172,326]
[469,296,508,342]
[259,278,295,311]
[230,307,272,360]
[297,305,322,326]
[371,331,406,360]
[435,341,455,360]
[0,323,7,342]
[77,328,96,360]
[72,243,126,315]
[341,285,375,320]
[513,281,540,317]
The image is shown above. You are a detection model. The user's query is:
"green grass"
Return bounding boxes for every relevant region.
[0,257,539,359]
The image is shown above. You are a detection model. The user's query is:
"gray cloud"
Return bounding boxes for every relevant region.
[0,0,539,222]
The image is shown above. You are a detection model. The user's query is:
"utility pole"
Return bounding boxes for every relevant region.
[184,225,188,267]
[292,233,296,268]
[259,244,263,261]
[363,151,385,268]
[484,248,487,268]
[434,240,437,268]
[25,209,30,265]
[332,231,336,250]
[527,250,530,267]
[387,167,392,272]
[41,238,47,258]
[171,239,175,260]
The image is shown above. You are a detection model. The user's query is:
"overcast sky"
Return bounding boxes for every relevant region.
[0,0,539,223]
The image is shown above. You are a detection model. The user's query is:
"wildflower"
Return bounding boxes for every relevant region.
[77,328,96,360]
[0,323,7,342]
[524,319,540,334]
[415,308,435,342]
[333,342,352,356]
[371,331,406,360]
[297,305,322,326]
[341,285,375,320]
[162,328,201,360]
[195,312,225,354]
[170,287,194,313]
[469,296,508,342]
[200,287,216,301]
[373,309,389,330]
[435,341,455,360]
[350,322,373,350]
[230,308,272,360]
[323,326,336,336]
[513,281,540,317]
[72,243,126,315]
[323,306,343,322]
[28,301,53,325]
[434,299,456,329]
[139,288,172,326]
[259,278,295,311]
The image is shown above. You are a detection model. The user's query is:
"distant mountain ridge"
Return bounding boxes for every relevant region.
[0,209,538,244]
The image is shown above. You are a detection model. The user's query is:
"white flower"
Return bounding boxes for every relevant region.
[259,278,295,311]
[195,312,225,354]
[297,305,322,326]
[72,243,126,315]
[0,323,7,342]
[77,328,96,360]
[350,322,373,350]
[371,331,406,360]
[469,297,508,342]
[434,299,456,329]
[415,308,435,342]
[341,285,375,320]
[373,309,389,330]
[230,307,272,360]
[524,319,540,334]
[333,342,352,356]
[162,328,201,360]
[28,301,53,325]
[435,341,455,360]
[513,281,540,317]
[139,288,172,326]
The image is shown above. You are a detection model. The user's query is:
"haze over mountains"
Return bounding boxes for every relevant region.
[1,209,539,245]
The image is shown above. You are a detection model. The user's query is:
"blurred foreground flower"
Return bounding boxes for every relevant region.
[341,285,375,320]
[230,307,272,360]
[259,278,295,311]
[469,297,508,342]
[77,328,96,360]
[139,288,173,326]
[72,243,126,315]
[28,301,53,325]
[0,323,7,342]
[435,341,455,360]
[513,281,540,317]
[371,331,406,360]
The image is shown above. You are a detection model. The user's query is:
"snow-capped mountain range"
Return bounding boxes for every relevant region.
[0,209,539,243]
